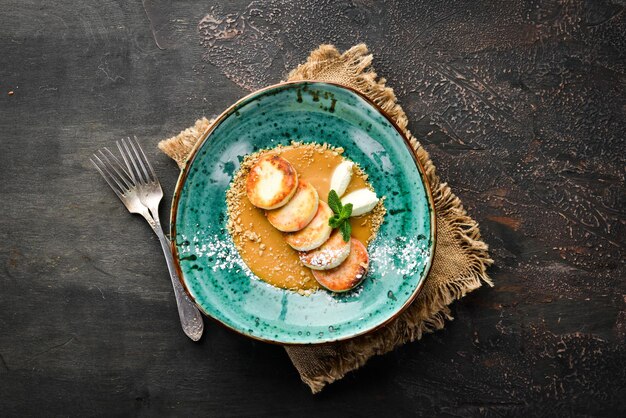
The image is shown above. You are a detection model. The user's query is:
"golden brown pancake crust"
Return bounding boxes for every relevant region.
[312,238,369,292]
[299,231,351,270]
[266,179,319,232]
[284,201,333,251]
[246,155,298,209]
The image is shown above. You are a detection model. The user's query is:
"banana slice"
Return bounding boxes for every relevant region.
[341,188,378,217]
[299,231,351,270]
[284,201,333,251]
[246,154,298,210]
[266,179,319,232]
[330,160,354,197]
[312,238,369,292]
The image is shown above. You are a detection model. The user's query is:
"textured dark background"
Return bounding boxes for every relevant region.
[1,0,624,416]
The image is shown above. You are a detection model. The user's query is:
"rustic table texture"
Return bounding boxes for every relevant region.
[1,0,624,416]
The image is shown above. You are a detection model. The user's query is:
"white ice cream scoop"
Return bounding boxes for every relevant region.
[341,188,379,217]
[330,160,354,197]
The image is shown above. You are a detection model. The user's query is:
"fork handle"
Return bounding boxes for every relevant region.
[153,226,204,341]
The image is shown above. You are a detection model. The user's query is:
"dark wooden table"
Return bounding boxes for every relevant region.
[1,1,624,416]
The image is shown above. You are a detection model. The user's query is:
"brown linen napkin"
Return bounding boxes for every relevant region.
[159,44,493,393]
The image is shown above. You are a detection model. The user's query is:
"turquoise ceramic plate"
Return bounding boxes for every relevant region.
[171,81,435,344]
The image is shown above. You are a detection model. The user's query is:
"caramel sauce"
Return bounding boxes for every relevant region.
[231,145,377,291]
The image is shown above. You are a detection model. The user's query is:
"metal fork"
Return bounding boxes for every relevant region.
[91,136,204,341]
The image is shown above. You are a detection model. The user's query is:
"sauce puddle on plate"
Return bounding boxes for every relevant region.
[226,143,385,292]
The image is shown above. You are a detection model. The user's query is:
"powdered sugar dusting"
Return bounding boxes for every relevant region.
[178,230,255,279]
[306,248,344,268]
[369,236,430,278]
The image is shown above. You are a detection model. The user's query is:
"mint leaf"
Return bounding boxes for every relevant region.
[328,215,342,228]
[328,190,352,242]
[327,190,342,214]
[340,203,353,219]
[340,220,351,242]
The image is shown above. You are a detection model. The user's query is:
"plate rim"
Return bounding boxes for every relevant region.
[169,80,437,345]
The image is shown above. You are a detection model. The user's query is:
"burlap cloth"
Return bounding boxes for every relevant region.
[159,44,493,393]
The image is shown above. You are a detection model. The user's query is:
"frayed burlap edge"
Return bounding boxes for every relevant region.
[158,117,212,169]
[158,44,493,394]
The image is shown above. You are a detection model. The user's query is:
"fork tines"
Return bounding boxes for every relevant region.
[90,137,158,196]
[116,136,158,186]
[90,147,134,198]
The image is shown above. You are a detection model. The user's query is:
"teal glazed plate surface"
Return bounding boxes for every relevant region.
[171,81,435,344]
